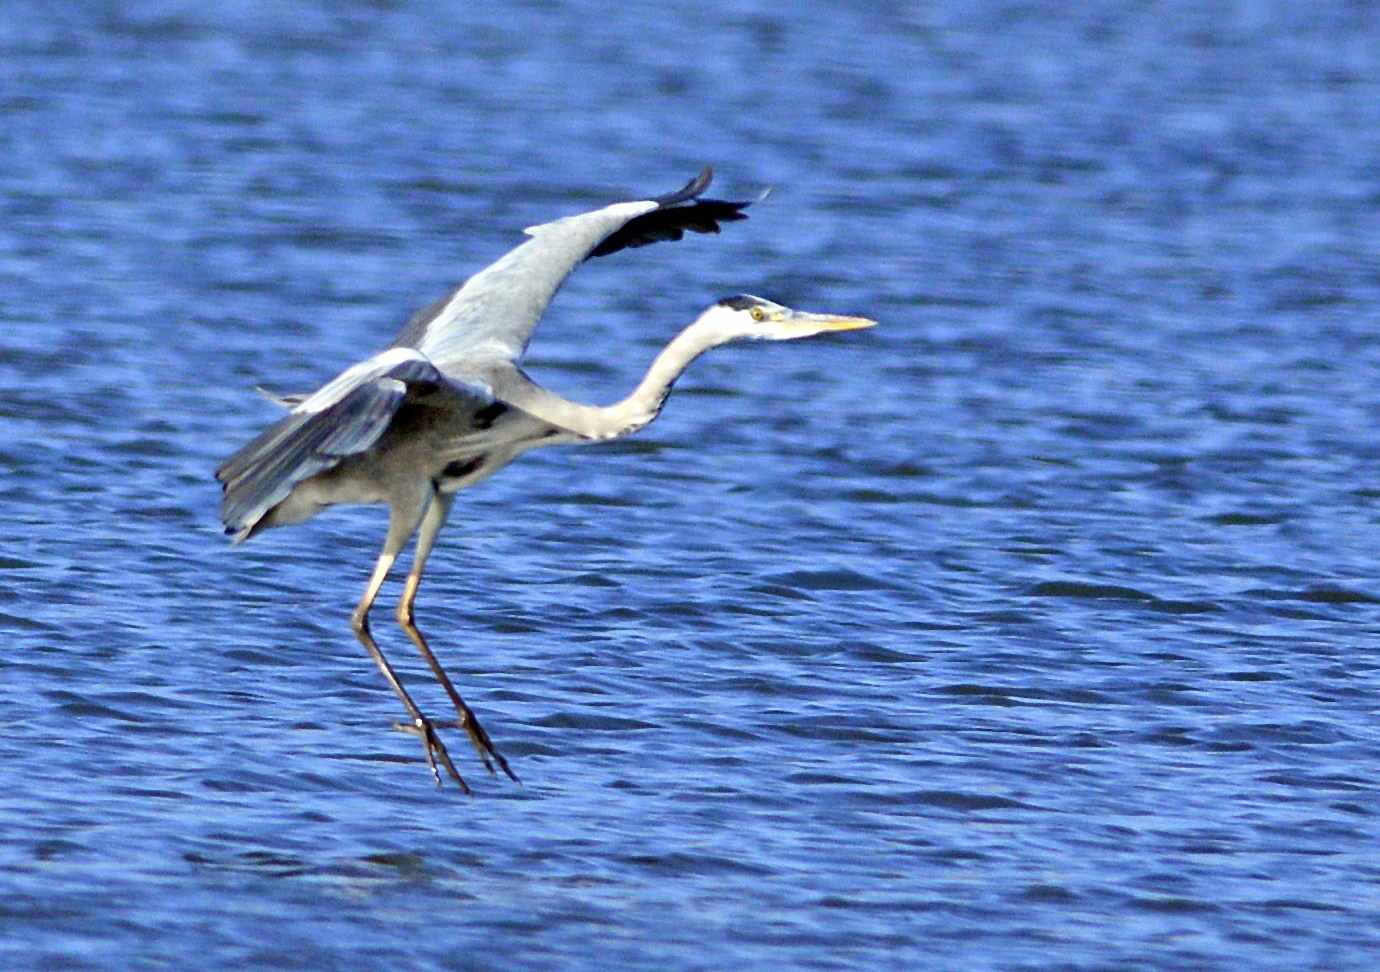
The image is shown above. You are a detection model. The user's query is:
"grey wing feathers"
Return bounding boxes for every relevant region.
[216,404,386,540]
[216,349,490,540]
[393,167,756,371]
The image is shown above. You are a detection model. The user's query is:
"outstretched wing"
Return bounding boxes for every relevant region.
[216,347,492,541]
[392,167,755,375]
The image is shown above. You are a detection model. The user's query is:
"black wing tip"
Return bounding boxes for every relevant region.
[585,168,761,260]
[654,167,768,214]
[655,167,714,207]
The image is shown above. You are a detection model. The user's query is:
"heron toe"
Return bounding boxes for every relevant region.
[395,716,469,792]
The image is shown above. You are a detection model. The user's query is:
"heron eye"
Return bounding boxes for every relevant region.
[750,307,765,321]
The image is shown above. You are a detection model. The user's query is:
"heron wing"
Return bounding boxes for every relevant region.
[393,168,754,375]
[216,348,492,540]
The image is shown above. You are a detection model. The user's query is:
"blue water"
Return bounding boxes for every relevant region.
[3,2,1379,969]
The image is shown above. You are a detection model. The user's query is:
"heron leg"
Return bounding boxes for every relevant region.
[397,492,519,783]
[352,547,468,792]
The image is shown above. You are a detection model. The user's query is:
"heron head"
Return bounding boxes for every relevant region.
[706,294,875,342]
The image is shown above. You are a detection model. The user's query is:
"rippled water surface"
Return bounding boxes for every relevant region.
[3,2,1379,969]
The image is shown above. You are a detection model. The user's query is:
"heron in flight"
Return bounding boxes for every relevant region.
[217,169,874,790]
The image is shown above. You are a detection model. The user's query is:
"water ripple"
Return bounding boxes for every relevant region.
[3,3,1380,971]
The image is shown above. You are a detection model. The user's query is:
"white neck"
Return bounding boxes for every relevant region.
[485,308,734,441]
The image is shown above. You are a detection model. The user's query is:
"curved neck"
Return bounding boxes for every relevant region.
[488,315,728,441]
[608,317,727,436]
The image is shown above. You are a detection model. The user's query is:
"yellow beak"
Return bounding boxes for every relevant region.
[783,310,878,336]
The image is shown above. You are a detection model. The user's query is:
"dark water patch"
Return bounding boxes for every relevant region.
[1130,894,1222,915]
[1017,882,1081,904]
[1205,512,1285,527]
[763,567,898,593]
[1028,580,1157,602]
[186,849,313,879]
[0,609,52,631]
[1151,598,1221,615]
[932,682,1114,707]
[1257,771,1372,793]
[1212,669,1286,683]
[622,850,774,879]
[907,789,1034,813]
[530,712,660,732]
[1294,585,1378,605]
[844,640,924,664]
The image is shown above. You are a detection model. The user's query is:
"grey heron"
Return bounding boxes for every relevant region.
[217,168,874,790]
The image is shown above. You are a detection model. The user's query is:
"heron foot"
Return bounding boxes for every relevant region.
[446,700,520,785]
[394,717,470,793]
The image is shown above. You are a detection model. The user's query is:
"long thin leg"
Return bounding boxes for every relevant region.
[351,546,468,792]
[397,492,519,782]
